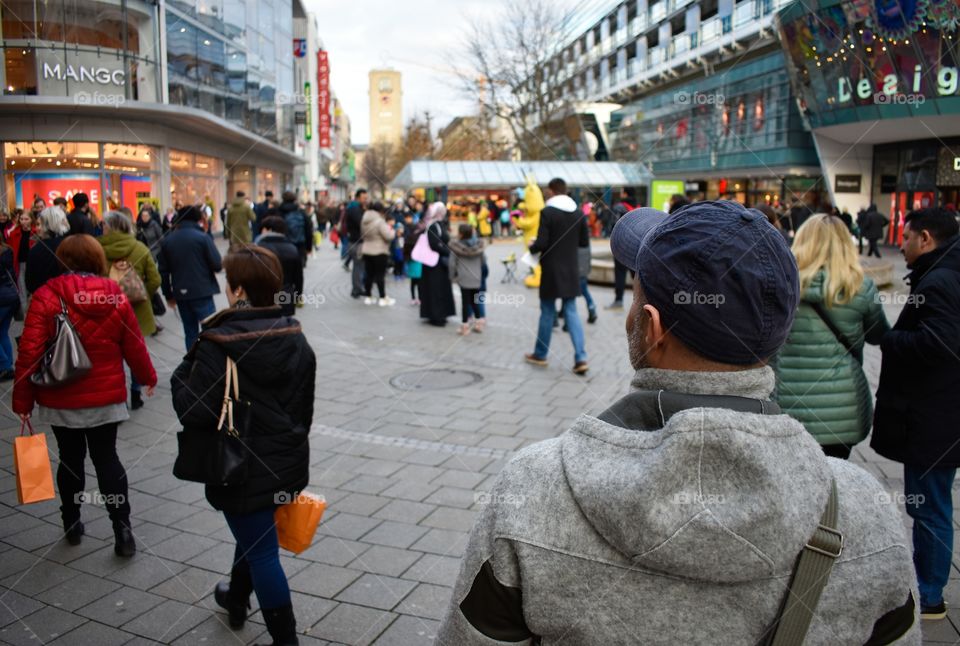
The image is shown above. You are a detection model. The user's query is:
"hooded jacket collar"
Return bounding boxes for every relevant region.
[545,194,577,212]
[907,234,960,287]
[630,366,775,399]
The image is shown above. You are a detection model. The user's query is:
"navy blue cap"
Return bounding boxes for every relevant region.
[610,207,671,272]
[611,200,800,365]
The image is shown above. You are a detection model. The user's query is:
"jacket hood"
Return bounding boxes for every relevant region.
[231,196,247,207]
[46,274,125,319]
[448,238,486,257]
[98,231,137,260]
[545,195,577,212]
[279,201,299,214]
[559,367,831,583]
[198,307,306,386]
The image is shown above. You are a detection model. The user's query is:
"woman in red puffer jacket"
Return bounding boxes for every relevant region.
[13,235,157,556]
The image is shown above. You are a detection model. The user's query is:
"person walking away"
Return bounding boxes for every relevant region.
[25,207,69,295]
[279,192,312,267]
[360,202,396,306]
[171,245,315,646]
[403,212,423,305]
[256,216,303,315]
[345,189,369,296]
[862,204,888,258]
[8,209,38,300]
[0,239,19,380]
[225,191,256,248]
[524,178,589,374]
[418,202,456,326]
[67,192,97,236]
[136,206,164,262]
[576,242,598,324]
[253,190,274,236]
[13,234,157,555]
[606,197,632,309]
[438,200,919,645]
[99,210,161,410]
[774,214,888,458]
[158,205,223,351]
[449,224,487,335]
[871,207,960,620]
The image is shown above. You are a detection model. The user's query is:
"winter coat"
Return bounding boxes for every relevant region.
[158,221,222,302]
[528,195,589,300]
[6,225,37,275]
[448,239,486,290]
[861,209,888,240]
[171,307,316,514]
[137,218,164,260]
[12,273,157,414]
[774,270,888,447]
[438,367,919,645]
[25,236,65,294]
[225,197,256,245]
[99,231,161,336]
[67,208,96,237]
[360,210,395,256]
[872,235,960,468]
[0,246,19,307]
[279,200,312,249]
[255,232,303,316]
[345,200,365,241]
[420,221,456,322]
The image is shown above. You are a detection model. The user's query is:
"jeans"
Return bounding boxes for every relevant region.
[579,276,596,314]
[904,465,956,607]
[350,241,364,296]
[177,296,216,351]
[0,302,15,370]
[52,424,129,525]
[534,297,587,363]
[224,507,291,611]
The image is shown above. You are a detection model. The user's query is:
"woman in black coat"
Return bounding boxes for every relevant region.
[25,206,68,294]
[418,202,456,326]
[172,245,316,646]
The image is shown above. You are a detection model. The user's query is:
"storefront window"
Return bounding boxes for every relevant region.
[4,142,101,171]
[256,167,278,201]
[169,148,223,210]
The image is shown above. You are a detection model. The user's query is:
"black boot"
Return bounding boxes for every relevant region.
[113,520,136,557]
[587,309,598,324]
[258,605,298,646]
[214,562,253,629]
[131,391,144,410]
[64,519,84,546]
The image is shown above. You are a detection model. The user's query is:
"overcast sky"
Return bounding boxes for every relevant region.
[304,0,489,145]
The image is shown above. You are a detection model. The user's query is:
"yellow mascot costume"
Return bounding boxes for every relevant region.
[517,177,544,288]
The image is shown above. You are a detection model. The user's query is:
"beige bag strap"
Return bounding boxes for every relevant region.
[217,356,240,437]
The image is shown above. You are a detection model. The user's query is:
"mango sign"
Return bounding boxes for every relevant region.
[15,173,101,211]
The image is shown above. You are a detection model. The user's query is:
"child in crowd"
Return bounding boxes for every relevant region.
[402,213,422,305]
[448,223,487,335]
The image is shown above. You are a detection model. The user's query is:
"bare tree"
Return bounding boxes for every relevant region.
[391,113,436,178]
[362,140,394,198]
[459,0,581,160]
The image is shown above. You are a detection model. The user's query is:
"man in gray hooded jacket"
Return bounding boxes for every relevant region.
[438,201,919,645]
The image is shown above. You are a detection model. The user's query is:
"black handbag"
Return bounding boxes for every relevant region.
[30,298,93,387]
[173,356,252,486]
[150,291,166,317]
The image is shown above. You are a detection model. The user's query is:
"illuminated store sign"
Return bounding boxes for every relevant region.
[42,63,125,86]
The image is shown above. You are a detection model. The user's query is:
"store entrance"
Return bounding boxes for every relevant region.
[887,191,935,245]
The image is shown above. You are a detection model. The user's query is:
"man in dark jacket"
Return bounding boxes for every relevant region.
[253,190,273,236]
[277,192,312,268]
[344,188,369,297]
[255,216,303,315]
[525,178,590,374]
[67,192,97,236]
[861,205,889,258]
[158,205,223,350]
[872,207,960,620]
[607,197,632,308]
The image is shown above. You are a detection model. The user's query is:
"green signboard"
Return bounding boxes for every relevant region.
[651,180,684,212]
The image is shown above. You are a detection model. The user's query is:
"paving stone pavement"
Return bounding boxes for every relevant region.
[0,236,957,645]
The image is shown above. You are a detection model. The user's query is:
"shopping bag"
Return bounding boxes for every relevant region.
[411,232,439,267]
[275,492,327,554]
[13,419,56,504]
[520,251,538,268]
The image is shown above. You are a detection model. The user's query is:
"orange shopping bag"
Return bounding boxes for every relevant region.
[13,419,56,504]
[275,492,326,554]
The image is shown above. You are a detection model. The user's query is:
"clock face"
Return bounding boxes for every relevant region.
[381,95,390,105]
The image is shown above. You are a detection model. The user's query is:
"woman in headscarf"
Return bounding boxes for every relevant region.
[418,202,456,326]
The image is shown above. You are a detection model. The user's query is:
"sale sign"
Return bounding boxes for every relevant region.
[15,173,101,212]
[317,50,331,148]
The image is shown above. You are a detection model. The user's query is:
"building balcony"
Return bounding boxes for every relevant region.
[671,32,690,56]
[613,29,627,47]
[629,15,647,35]
[648,46,665,67]
[701,16,721,44]
[734,0,757,28]
[628,58,643,78]
[649,1,667,23]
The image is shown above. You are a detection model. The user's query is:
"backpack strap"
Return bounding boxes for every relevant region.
[807,301,863,364]
[766,479,842,646]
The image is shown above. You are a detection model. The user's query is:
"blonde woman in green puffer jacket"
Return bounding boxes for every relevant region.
[774,213,889,459]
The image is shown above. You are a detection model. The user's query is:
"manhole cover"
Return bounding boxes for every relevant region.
[390,369,483,391]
